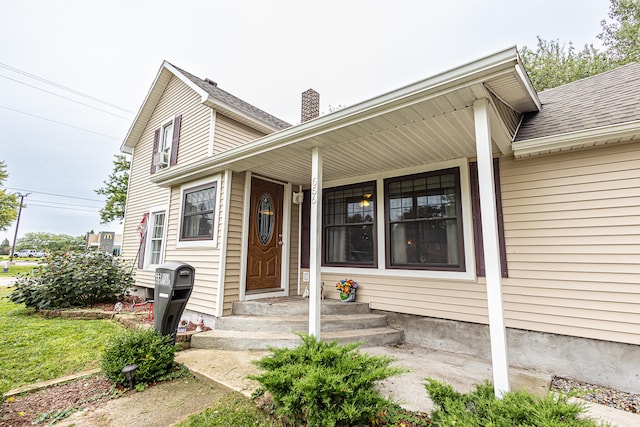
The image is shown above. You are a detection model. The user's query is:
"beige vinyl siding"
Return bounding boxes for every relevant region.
[500,141,640,345]
[123,76,209,287]
[213,114,266,154]
[289,202,300,296]
[162,173,229,316]
[321,273,489,324]
[222,172,247,315]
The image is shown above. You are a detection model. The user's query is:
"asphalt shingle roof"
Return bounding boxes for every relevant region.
[515,62,640,141]
[171,64,291,131]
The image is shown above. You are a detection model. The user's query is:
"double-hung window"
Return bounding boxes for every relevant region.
[385,168,464,271]
[148,212,166,265]
[180,183,217,241]
[323,182,376,267]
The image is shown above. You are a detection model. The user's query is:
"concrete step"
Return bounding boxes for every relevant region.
[190,327,404,351]
[215,313,389,333]
[232,298,371,316]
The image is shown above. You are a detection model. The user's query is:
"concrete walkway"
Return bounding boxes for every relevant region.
[176,343,639,426]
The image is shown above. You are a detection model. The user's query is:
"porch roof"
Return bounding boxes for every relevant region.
[151,46,539,188]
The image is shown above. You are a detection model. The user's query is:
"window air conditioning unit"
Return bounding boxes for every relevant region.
[154,152,169,168]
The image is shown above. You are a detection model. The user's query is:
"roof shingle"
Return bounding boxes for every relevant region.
[515,62,640,141]
[171,64,291,131]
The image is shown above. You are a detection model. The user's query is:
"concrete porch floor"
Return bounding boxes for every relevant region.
[175,342,639,426]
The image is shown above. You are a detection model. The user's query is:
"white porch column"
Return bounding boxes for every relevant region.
[473,98,510,397]
[309,147,323,337]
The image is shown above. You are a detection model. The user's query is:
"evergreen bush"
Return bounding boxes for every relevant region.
[425,378,606,426]
[7,251,134,309]
[250,334,407,427]
[101,328,177,387]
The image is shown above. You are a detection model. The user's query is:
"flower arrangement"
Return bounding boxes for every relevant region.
[336,278,358,295]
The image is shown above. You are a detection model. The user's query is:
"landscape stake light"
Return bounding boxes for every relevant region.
[121,364,138,390]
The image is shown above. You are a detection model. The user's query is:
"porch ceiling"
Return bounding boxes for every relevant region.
[151,46,539,189]
[248,100,480,186]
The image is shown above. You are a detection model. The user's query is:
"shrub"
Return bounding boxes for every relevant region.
[7,251,134,309]
[425,378,606,427]
[101,328,177,387]
[249,334,407,427]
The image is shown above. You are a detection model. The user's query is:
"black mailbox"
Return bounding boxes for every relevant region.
[154,261,195,343]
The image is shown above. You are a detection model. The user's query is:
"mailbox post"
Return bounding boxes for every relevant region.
[154,261,195,343]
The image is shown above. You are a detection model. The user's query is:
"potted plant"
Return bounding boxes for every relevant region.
[336,279,359,302]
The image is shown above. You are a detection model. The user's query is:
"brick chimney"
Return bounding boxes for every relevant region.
[301,89,319,122]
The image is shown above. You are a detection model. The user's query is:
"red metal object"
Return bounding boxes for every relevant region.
[131,300,154,321]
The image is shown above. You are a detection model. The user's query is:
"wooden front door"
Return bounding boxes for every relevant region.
[246,177,284,292]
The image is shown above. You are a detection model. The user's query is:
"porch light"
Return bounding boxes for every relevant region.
[122,364,138,390]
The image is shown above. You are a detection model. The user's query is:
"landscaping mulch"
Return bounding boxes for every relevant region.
[0,374,116,427]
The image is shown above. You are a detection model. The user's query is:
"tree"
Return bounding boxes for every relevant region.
[95,154,130,224]
[0,238,10,255]
[16,232,85,254]
[521,0,639,92]
[0,161,19,231]
[598,0,640,64]
[520,37,612,92]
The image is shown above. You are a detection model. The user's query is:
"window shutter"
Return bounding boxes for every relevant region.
[137,234,146,269]
[169,114,182,166]
[150,129,160,174]
[470,158,508,278]
[300,189,311,268]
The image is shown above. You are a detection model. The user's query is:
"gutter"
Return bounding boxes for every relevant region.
[512,120,640,159]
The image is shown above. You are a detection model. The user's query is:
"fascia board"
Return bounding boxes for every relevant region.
[512,120,640,159]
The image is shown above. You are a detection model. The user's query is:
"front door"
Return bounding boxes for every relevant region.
[246,177,284,292]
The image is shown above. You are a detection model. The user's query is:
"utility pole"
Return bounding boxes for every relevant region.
[9,192,30,262]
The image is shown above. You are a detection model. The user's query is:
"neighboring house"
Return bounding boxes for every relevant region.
[121,47,640,394]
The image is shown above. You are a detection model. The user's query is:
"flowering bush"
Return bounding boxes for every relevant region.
[336,278,359,295]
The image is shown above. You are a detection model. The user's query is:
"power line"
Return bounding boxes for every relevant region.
[1,186,105,202]
[0,73,132,120]
[30,198,103,209]
[0,104,121,140]
[27,202,98,213]
[0,62,135,114]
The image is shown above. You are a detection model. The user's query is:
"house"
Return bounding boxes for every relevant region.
[120,47,640,395]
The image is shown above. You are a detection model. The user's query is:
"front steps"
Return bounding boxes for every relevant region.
[190,297,404,350]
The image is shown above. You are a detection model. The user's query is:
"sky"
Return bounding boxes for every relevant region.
[0,0,611,246]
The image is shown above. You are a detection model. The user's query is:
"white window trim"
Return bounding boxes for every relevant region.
[321,158,476,281]
[156,116,175,171]
[143,205,168,271]
[175,174,222,249]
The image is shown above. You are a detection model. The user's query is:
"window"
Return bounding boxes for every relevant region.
[385,168,464,271]
[323,182,376,266]
[180,183,217,240]
[160,121,173,159]
[151,115,182,173]
[148,212,166,265]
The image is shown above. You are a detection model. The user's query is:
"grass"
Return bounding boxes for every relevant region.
[175,392,283,427]
[0,287,125,395]
[1,264,37,276]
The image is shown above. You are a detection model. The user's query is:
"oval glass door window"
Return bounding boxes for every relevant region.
[257,193,274,245]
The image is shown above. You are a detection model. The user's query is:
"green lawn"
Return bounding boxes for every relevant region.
[1,264,36,276]
[0,287,125,395]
